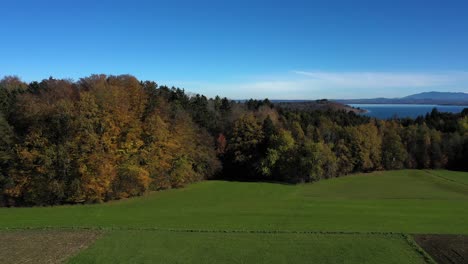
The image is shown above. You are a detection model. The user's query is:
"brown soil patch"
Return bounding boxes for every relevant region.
[0,229,101,264]
[413,234,468,264]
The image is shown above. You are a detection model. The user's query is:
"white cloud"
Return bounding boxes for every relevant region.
[292,71,468,88]
[166,71,468,99]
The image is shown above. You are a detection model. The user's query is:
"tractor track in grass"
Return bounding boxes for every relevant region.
[424,170,468,187]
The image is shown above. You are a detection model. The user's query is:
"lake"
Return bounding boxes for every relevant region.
[349,104,468,119]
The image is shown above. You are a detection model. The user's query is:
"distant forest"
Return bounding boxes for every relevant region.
[1,75,467,206]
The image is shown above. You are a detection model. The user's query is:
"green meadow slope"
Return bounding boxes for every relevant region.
[1,170,467,233]
[1,170,467,263]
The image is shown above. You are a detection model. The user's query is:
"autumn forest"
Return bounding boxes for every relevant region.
[0,75,467,206]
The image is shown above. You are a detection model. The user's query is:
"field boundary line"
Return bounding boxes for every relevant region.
[0,226,409,236]
[402,234,437,264]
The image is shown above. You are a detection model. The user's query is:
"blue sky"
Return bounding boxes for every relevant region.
[1,0,468,99]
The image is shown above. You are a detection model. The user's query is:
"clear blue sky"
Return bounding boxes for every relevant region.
[1,0,468,99]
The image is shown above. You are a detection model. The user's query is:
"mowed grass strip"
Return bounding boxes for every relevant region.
[0,170,467,234]
[426,170,468,186]
[0,230,101,264]
[67,230,427,264]
[298,170,468,200]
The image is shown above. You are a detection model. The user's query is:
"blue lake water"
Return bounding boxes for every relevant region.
[349,104,468,119]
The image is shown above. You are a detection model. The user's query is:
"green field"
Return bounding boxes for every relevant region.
[68,231,426,264]
[1,169,468,263]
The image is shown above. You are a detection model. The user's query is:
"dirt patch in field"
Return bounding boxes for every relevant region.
[0,229,101,264]
[413,234,468,264]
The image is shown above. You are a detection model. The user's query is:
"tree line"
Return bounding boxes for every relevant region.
[0,75,467,206]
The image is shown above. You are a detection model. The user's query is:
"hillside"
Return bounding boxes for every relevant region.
[1,170,467,232]
[273,99,366,113]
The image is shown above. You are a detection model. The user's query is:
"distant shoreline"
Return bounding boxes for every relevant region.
[348,104,468,119]
[347,105,368,114]
[344,102,468,106]
[351,107,369,114]
[242,100,468,107]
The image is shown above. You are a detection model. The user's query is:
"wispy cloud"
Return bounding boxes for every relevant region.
[166,71,468,99]
[292,71,468,89]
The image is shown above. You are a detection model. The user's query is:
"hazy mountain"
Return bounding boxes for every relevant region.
[402,92,468,101]
[335,92,468,105]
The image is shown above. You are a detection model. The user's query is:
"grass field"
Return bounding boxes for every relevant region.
[67,231,426,264]
[1,169,467,263]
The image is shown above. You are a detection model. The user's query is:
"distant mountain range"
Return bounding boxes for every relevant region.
[334,92,468,105]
